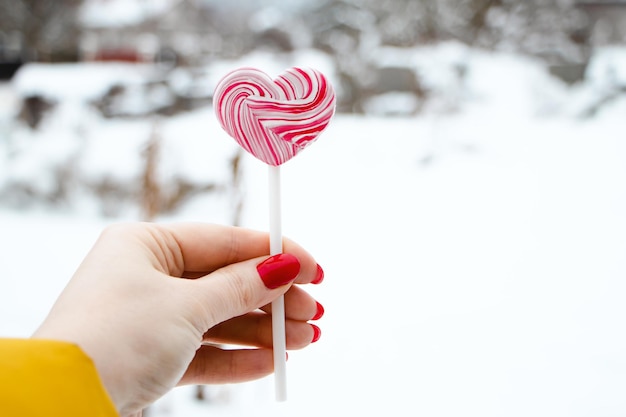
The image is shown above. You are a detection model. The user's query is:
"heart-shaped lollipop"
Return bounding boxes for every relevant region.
[212,66,335,401]
[214,67,336,166]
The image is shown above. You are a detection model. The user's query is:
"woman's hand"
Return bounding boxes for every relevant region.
[33,222,324,416]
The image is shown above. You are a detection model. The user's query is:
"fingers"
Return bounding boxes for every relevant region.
[160,223,320,283]
[259,285,324,321]
[178,254,292,331]
[203,311,320,349]
[180,251,323,332]
[162,223,269,274]
[197,273,324,349]
[179,345,274,386]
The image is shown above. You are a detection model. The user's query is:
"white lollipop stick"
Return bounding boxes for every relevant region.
[268,164,287,401]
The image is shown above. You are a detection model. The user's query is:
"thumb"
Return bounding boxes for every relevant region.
[189,253,301,329]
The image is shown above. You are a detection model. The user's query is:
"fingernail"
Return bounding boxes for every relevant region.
[312,264,324,285]
[257,254,301,289]
[310,324,321,343]
[312,301,324,321]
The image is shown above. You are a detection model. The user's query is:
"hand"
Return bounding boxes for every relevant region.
[32,222,324,416]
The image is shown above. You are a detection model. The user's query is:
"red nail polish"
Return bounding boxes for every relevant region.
[257,254,301,289]
[312,301,324,320]
[311,324,321,343]
[312,264,324,284]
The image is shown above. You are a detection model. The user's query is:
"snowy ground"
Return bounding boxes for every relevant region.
[1,44,626,416]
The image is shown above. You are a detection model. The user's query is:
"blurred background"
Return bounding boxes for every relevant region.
[0,0,625,220]
[1,1,626,416]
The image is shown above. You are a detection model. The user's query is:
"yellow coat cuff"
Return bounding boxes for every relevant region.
[0,338,118,416]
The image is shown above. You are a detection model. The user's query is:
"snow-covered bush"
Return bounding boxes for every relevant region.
[0,63,241,221]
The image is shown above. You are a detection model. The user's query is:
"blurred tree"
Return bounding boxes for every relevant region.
[0,0,82,62]
[310,0,590,72]
[302,0,593,111]
[308,0,589,53]
[479,0,590,60]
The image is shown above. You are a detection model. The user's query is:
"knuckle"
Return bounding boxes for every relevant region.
[221,267,257,313]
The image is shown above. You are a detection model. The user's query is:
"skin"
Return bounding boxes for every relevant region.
[33,222,323,417]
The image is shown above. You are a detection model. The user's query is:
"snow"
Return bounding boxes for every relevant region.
[12,63,153,101]
[586,46,626,90]
[79,0,182,29]
[1,44,626,416]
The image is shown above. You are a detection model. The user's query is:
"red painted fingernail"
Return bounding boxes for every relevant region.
[310,324,321,343]
[312,264,324,284]
[257,254,300,289]
[312,301,324,321]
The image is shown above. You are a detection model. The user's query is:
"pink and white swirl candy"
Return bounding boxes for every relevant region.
[214,67,336,166]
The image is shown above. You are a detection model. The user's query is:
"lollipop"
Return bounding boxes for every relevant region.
[215,67,335,165]
[214,67,335,400]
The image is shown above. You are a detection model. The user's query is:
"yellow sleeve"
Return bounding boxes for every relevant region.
[0,338,118,417]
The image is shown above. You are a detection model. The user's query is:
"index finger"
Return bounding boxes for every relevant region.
[161,223,320,283]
